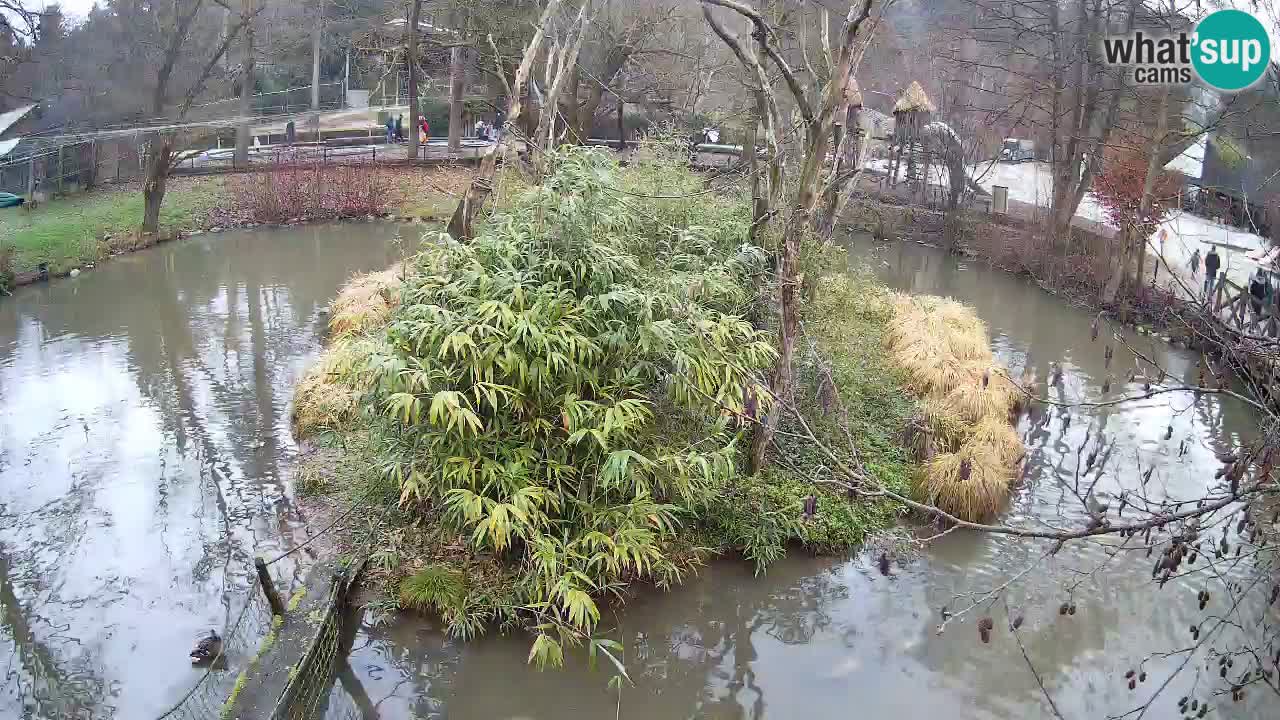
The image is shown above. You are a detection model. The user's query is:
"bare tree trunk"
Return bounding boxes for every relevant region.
[533,1,592,177]
[563,68,582,142]
[448,0,563,240]
[137,4,252,235]
[406,0,422,159]
[311,0,323,111]
[732,0,873,473]
[448,45,465,153]
[142,135,174,234]
[1133,88,1173,294]
[743,110,762,242]
[615,82,625,151]
[234,0,255,167]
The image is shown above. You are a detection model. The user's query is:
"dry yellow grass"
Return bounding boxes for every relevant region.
[919,397,971,451]
[940,372,1020,424]
[328,262,408,338]
[968,416,1025,466]
[884,292,1024,521]
[918,448,1013,522]
[292,341,363,437]
[295,262,409,437]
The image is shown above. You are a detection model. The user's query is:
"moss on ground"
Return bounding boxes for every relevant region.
[221,613,285,719]
[0,177,225,276]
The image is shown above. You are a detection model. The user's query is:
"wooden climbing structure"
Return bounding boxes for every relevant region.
[888,81,936,193]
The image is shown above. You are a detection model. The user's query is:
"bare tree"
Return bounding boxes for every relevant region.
[446,0,564,239]
[136,0,259,234]
[701,0,874,471]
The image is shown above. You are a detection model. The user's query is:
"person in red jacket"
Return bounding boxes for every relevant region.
[418,116,430,144]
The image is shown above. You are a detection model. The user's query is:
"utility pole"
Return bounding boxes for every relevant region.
[407,0,423,159]
[235,0,255,167]
[311,0,323,111]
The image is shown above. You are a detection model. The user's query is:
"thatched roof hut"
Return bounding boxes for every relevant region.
[891,81,934,144]
[893,81,936,114]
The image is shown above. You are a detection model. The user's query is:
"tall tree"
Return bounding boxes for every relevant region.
[136,0,258,234]
[702,0,873,472]
[447,44,464,152]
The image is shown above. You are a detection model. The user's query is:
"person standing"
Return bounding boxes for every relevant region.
[395,114,404,142]
[1249,268,1267,319]
[419,115,430,143]
[1189,247,1201,277]
[385,115,395,145]
[1204,246,1221,299]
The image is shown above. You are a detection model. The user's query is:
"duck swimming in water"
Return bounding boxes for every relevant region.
[190,629,222,665]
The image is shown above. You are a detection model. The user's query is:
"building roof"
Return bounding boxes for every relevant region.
[0,138,19,158]
[385,18,458,35]
[893,82,935,114]
[0,104,36,137]
[1163,136,1205,179]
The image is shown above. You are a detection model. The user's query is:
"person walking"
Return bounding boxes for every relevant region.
[1249,268,1268,320]
[418,115,430,144]
[1189,247,1201,277]
[395,114,404,142]
[385,115,395,145]
[1204,246,1221,299]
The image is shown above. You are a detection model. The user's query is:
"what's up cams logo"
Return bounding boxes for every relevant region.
[1103,9,1272,91]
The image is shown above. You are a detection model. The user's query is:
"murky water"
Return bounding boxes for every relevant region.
[0,224,410,719]
[2,226,1270,720]
[330,236,1271,719]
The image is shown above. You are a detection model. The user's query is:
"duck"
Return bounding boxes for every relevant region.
[190,629,222,665]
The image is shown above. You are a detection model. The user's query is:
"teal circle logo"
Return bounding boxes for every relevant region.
[1192,9,1271,91]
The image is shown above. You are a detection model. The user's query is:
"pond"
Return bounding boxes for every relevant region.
[0,223,410,719]
[0,226,1269,719]
[330,235,1269,719]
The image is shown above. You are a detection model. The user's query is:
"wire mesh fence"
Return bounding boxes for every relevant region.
[271,570,354,720]
[153,576,276,720]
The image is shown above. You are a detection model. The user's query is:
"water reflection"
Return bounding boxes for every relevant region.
[333,235,1270,719]
[0,223,410,719]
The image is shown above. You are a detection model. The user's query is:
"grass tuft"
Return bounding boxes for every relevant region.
[883,291,1023,521]
[399,565,466,614]
[327,264,408,338]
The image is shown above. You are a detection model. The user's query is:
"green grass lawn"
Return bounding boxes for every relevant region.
[0,177,223,277]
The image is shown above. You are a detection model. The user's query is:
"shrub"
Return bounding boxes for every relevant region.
[228,161,394,223]
[354,148,774,664]
[1093,135,1181,235]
